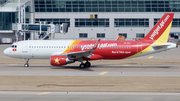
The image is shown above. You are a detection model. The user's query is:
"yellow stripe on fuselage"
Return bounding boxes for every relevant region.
[126,21,172,59]
[62,40,75,53]
[62,40,80,53]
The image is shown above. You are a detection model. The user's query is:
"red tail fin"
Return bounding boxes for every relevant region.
[141,13,174,42]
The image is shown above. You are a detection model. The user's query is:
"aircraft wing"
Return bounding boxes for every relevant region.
[60,39,100,59]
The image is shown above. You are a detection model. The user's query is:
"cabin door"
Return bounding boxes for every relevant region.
[137,42,142,53]
[22,42,28,53]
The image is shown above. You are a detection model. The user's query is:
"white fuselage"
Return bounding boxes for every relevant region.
[3,40,177,60]
[3,40,73,59]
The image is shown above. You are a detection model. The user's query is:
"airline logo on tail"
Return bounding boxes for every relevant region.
[149,15,170,40]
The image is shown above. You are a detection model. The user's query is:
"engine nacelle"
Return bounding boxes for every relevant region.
[50,55,74,66]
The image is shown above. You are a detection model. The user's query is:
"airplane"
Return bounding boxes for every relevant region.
[3,13,177,69]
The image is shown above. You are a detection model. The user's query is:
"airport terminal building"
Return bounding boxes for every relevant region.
[1,0,180,41]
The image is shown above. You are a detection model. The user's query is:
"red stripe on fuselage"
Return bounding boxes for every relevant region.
[64,40,154,59]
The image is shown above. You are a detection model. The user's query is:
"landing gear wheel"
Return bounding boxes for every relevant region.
[24,64,29,67]
[85,62,91,67]
[79,63,85,69]
[24,59,29,68]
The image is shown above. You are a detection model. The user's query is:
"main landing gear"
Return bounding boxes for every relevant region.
[79,61,91,69]
[24,59,29,67]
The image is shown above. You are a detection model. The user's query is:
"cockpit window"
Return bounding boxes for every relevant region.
[11,45,17,48]
[11,45,14,48]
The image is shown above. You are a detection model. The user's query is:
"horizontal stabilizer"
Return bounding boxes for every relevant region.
[152,45,169,50]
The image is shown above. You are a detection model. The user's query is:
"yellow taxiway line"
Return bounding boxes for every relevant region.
[36,92,50,95]
[148,56,154,59]
[123,65,130,66]
[99,71,108,75]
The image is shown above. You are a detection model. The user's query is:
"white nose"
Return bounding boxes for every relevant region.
[3,48,9,56]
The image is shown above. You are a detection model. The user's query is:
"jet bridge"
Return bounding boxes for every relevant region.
[12,22,69,40]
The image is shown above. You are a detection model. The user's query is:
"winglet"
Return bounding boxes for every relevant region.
[116,35,121,40]
[92,39,100,50]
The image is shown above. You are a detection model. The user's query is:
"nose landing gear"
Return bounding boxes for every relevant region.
[24,59,29,67]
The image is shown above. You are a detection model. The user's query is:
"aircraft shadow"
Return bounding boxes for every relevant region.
[8,65,51,68]
[91,65,172,68]
[51,66,96,71]
[7,65,172,70]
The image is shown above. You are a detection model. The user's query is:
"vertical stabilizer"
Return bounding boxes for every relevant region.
[141,13,174,42]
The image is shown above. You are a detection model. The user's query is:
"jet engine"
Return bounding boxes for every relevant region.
[50,55,74,66]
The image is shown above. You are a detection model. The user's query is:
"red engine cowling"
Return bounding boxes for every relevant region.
[50,55,74,66]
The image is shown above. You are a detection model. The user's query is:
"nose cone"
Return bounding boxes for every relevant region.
[3,48,9,56]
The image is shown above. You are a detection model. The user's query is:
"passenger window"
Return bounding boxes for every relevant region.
[29,46,31,48]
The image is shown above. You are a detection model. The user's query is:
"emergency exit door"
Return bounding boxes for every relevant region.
[137,42,142,52]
